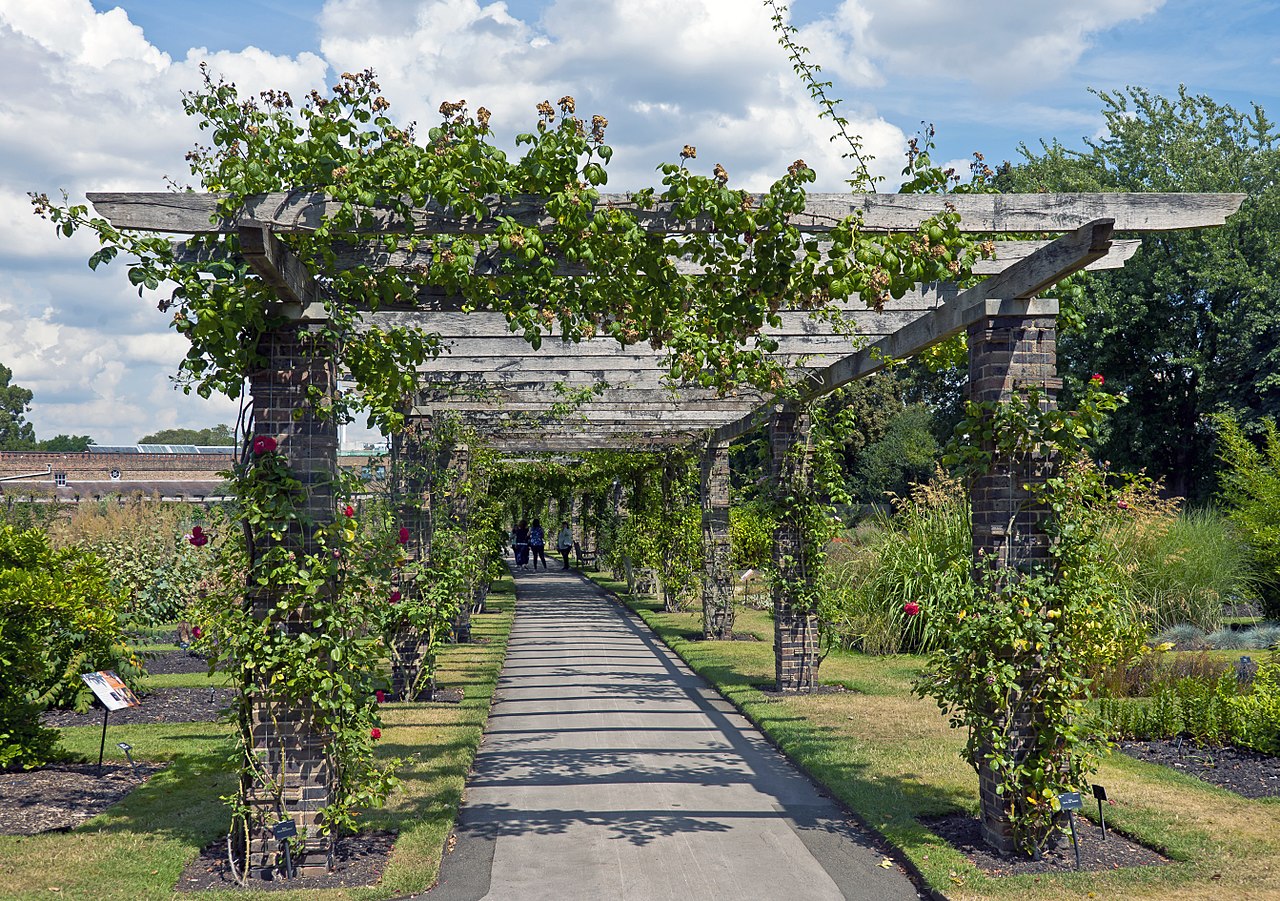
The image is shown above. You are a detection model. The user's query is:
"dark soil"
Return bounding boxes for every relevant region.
[687,632,762,642]
[40,687,235,727]
[754,681,856,698]
[144,649,211,675]
[921,812,1168,876]
[0,762,165,835]
[175,831,397,892]
[1118,739,1280,798]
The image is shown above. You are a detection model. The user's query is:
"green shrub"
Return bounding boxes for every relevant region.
[1098,660,1280,755]
[729,499,775,571]
[1215,415,1280,618]
[0,525,142,769]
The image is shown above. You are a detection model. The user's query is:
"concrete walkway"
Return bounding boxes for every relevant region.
[426,566,921,901]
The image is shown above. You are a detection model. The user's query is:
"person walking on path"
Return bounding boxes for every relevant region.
[512,520,530,570]
[556,522,574,569]
[528,518,547,570]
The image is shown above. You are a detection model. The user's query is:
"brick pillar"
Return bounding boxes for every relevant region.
[610,479,627,582]
[700,441,734,640]
[245,323,338,878]
[390,417,432,702]
[769,408,819,692]
[967,310,1063,855]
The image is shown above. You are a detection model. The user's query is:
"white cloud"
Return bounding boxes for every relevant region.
[816,0,1165,94]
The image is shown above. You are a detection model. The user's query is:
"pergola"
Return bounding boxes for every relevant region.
[86,187,1243,868]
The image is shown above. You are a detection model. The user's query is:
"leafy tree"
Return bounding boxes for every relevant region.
[0,363,35,451]
[1215,414,1280,618]
[994,87,1280,499]
[138,424,234,445]
[850,404,940,503]
[37,435,94,452]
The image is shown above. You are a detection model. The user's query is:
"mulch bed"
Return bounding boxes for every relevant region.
[40,687,235,727]
[0,762,166,835]
[921,811,1168,876]
[1118,739,1280,798]
[175,831,397,892]
[144,649,212,675]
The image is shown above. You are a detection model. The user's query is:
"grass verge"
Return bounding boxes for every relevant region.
[585,571,1280,901]
[0,579,515,901]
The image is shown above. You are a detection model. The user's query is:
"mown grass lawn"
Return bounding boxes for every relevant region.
[587,573,1280,901]
[0,579,515,901]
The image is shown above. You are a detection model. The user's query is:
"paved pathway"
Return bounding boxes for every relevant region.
[426,566,921,900]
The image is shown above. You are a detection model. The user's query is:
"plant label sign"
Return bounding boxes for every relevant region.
[81,671,140,711]
[1058,791,1084,811]
[272,820,298,840]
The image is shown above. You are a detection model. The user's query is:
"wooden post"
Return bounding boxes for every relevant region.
[967,306,1064,855]
[700,440,734,640]
[769,407,819,692]
[245,322,338,877]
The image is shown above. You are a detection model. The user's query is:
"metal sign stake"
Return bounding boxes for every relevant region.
[97,708,109,771]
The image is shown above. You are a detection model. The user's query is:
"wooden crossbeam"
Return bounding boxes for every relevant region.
[91,191,1243,236]
[238,226,328,320]
[709,219,1114,444]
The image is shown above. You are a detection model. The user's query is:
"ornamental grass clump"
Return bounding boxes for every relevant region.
[822,469,970,655]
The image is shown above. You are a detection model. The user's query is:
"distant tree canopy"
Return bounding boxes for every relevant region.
[994,86,1280,499]
[137,425,234,446]
[0,363,36,451]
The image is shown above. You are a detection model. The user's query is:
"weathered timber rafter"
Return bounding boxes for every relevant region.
[90,191,1242,235]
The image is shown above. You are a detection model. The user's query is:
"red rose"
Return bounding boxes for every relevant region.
[252,435,278,455]
[375,690,385,704]
[370,727,381,740]
[398,527,410,545]
[343,505,355,517]
[389,590,401,603]
[1117,499,1130,510]
[192,626,203,639]
[188,526,209,547]
[1090,373,1105,385]
[903,601,921,617]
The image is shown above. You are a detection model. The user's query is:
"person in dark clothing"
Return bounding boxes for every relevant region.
[529,518,547,570]
[513,520,530,569]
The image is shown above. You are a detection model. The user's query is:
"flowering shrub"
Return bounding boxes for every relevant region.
[917,379,1145,856]
[190,443,400,836]
[0,525,142,769]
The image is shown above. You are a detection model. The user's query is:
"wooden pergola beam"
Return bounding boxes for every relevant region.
[91,191,1243,236]
[709,219,1114,444]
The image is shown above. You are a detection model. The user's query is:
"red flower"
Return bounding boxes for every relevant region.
[188,526,209,547]
[252,435,278,455]
[375,690,385,704]
[343,505,355,517]
[1090,373,1105,385]
[370,727,381,740]
[389,590,401,603]
[903,601,921,617]
[191,626,203,639]
[398,527,410,545]
[1117,499,1130,510]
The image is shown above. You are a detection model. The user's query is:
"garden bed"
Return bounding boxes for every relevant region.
[1118,739,1280,798]
[143,649,211,675]
[40,687,235,726]
[0,762,166,835]
[921,812,1168,876]
[176,831,397,892]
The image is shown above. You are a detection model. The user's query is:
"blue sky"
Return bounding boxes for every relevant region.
[1,0,1278,444]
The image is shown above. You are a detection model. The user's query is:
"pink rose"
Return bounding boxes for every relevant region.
[251,435,278,455]
[1090,373,1105,386]
[370,727,381,740]
[191,626,203,639]
[903,601,921,617]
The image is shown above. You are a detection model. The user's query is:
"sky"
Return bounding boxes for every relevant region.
[1,0,1277,446]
